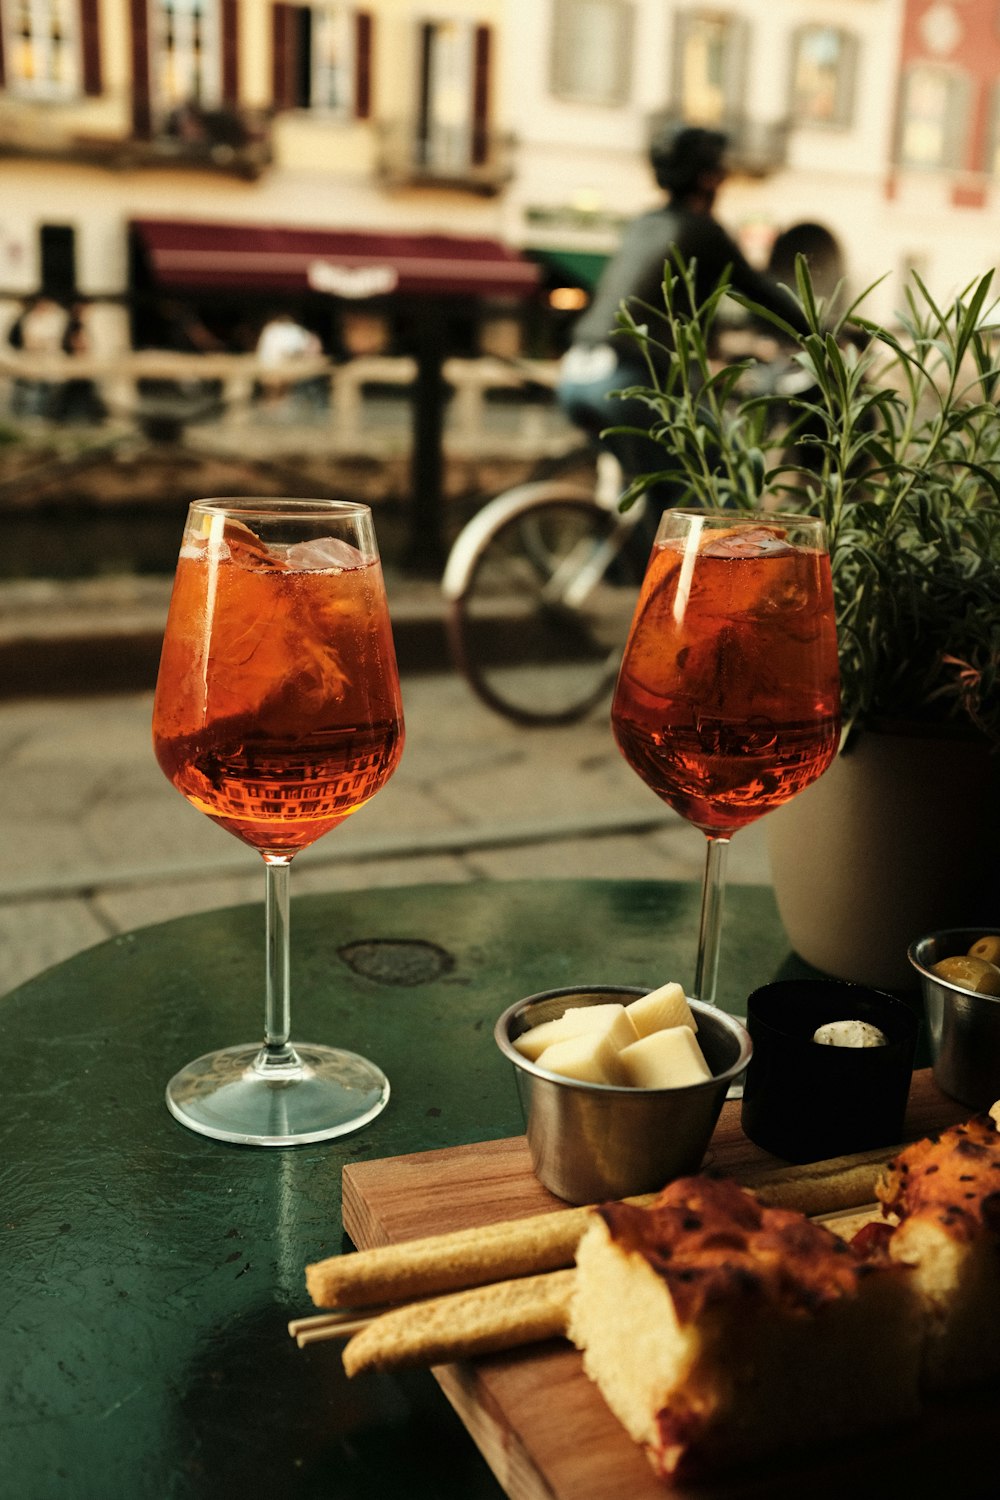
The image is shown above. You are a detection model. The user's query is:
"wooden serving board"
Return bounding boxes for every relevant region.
[341,1072,998,1500]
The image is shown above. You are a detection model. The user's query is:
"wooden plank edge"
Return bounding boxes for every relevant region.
[342,1134,557,1251]
[433,1357,561,1500]
[342,1070,971,1253]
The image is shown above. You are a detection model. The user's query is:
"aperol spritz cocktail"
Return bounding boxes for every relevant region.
[153,498,404,1146]
[612,510,840,1005]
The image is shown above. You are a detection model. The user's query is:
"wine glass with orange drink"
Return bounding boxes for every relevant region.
[152,498,404,1145]
[611,508,840,1010]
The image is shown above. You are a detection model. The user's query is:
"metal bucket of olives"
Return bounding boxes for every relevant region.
[908,928,1000,1110]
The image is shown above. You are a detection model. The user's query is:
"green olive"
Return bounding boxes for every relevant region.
[932,955,1000,996]
[968,935,1000,966]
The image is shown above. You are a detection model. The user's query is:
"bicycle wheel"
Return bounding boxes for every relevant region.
[444,485,645,725]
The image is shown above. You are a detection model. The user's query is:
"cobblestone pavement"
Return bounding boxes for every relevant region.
[0,661,771,997]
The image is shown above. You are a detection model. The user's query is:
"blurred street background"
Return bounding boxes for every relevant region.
[1,0,991,995]
[0,569,772,998]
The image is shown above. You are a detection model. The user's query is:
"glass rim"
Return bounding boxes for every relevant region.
[661,506,827,528]
[189,496,372,521]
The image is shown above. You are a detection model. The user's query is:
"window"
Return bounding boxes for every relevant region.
[272,5,370,117]
[789,25,857,128]
[272,3,354,114]
[150,0,222,120]
[40,222,76,297]
[550,0,633,108]
[1,0,81,99]
[672,10,747,127]
[896,65,969,170]
[416,19,490,170]
[988,84,1000,176]
[309,5,353,111]
[129,0,236,140]
[418,18,472,168]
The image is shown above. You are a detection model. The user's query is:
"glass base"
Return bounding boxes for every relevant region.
[165,1042,390,1146]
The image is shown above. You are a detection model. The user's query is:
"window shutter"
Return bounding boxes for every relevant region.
[129,0,152,138]
[838,31,859,128]
[417,21,432,146]
[472,23,490,165]
[354,11,373,119]
[272,2,296,111]
[725,15,750,117]
[221,0,239,104]
[80,0,103,95]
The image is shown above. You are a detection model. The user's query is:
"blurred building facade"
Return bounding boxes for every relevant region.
[0,0,998,360]
[506,0,1000,326]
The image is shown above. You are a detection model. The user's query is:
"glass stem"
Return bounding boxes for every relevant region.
[264,855,295,1063]
[693,834,731,1007]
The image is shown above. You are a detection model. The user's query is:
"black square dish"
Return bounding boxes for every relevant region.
[741,979,919,1163]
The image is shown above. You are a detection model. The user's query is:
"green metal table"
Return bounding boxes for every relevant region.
[0,877,805,1500]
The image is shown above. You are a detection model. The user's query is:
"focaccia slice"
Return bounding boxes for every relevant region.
[876,1115,1000,1391]
[568,1175,922,1481]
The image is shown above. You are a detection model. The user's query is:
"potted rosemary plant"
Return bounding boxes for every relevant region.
[612,261,1000,989]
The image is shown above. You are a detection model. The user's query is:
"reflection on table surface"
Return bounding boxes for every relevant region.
[0,878,804,1499]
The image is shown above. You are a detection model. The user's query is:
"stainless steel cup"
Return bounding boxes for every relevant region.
[494,985,751,1205]
[908,928,1000,1109]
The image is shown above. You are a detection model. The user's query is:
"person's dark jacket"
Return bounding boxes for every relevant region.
[571,202,808,374]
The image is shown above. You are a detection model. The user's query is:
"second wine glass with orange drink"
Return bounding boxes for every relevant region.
[611,508,841,1009]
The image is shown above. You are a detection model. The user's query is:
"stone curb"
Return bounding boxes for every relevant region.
[0,583,452,697]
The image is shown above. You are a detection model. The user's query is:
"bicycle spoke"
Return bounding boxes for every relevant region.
[448,491,644,725]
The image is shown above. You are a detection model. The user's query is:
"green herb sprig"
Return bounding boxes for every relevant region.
[606,256,1000,747]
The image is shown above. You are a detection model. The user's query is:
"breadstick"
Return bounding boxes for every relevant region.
[308,1150,895,1312]
[306,1205,597,1309]
[341,1268,575,1377]
[339,1197,884,1376]
[734,1144,895,1216]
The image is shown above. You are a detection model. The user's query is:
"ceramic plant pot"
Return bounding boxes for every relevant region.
[764,725,1000,991]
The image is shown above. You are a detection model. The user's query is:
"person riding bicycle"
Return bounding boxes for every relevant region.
[556,123,810,537]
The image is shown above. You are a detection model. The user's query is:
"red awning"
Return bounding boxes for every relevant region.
[130,218,540,300]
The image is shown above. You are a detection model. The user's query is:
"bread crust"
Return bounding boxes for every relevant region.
[877,1114,1000,1239]
[876,1116,1000,1390]
[597,1176,868,1325]
[569,1177,923,1479]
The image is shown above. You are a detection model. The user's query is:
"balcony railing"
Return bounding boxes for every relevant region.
[374,120,516,196]
[0,350,574,461]
[649,110,789,178]
[725,116,790,177]
[0,101,272,180]
[131,104,274,179]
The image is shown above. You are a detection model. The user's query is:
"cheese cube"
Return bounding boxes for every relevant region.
[513,1003,638,1061]
[626,982,698,1037]
[534,1030,625,1085]
[618,1026,712,1089]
